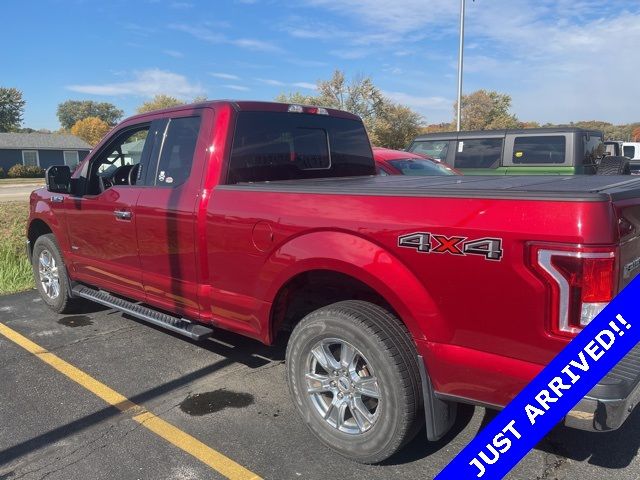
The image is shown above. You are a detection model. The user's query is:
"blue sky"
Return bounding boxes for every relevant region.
[1,0,639,130]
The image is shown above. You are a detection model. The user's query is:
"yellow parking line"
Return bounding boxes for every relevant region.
[0,322,262,480]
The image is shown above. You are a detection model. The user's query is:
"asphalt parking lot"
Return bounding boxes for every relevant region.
[1,291,640,480]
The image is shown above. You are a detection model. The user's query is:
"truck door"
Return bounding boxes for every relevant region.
[135,112,207,319]
[63,122,155,299]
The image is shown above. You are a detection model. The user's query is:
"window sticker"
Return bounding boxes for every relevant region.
[458,141,464,153]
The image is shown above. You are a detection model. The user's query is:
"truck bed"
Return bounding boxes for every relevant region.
[222,175,640,202]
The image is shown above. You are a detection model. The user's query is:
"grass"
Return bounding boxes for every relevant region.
[0,202,34,295]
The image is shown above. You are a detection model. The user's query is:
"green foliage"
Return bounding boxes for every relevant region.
[136,94,184,113]
[0,167,4,178]
[374,103,423,150]
[455,90,519,131]
[57,100,124,130]
[7,164,45,178]
[0,87,26,132]
[0,202,33,295]
[276,70,423,149]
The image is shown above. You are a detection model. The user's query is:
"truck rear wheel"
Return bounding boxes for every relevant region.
[286,300,423,463]
[32,234,79,314]
[597,156,631,175]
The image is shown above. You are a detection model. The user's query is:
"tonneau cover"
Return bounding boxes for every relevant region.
[222,175,640,202]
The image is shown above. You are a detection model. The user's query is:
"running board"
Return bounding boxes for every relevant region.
[72,285,213,341]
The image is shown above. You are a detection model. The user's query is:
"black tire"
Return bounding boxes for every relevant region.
[32,234,79,314]
[597,156,631,175]
[286,300,423,464]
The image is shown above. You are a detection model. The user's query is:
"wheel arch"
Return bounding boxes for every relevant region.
[27,218,54,258]
[264,230,445,344]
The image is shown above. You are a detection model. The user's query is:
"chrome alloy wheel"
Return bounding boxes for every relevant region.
[38,249,60,300]
[305,338,381,435]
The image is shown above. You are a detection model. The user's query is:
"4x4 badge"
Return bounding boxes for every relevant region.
[398,232,503,262]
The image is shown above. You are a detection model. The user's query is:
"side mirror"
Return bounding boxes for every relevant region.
[46,165,72,194]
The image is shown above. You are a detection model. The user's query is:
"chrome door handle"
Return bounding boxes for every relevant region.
[113,210,132,220]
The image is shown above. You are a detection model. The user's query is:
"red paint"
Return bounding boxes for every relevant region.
[28,101,640,408]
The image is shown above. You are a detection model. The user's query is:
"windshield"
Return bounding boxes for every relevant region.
[409,140,449,161]
[388,158,455,176]
[583,134,605,167]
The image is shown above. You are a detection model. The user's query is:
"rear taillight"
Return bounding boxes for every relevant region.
[530,245,618,337]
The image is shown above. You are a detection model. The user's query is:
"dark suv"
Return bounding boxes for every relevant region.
[408,127,629,175]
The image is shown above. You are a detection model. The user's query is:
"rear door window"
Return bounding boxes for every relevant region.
[228,112,374,183]
[512,136,566,164]
[624,146,637,159]
[409,140,449,161]
[454,138,503,169]
[153,116,201,188]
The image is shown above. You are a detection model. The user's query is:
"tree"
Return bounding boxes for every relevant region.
[136,95,184,114]
[57,100,123,130]
[276,70,423,148]
[372,104,422,149]
[0,87,26,132]
[454,90,519,130]
[631,126,640,142]
[70,117,111,146]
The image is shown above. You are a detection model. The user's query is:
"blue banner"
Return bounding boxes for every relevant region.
[435,276,640,480]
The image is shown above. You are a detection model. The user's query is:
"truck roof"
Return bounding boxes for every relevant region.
[414,127,604,141]
[125,100,362,123]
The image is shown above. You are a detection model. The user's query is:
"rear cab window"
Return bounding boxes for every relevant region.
[624,146,637,159]
[454,138,503,169]
[227,111,374,184]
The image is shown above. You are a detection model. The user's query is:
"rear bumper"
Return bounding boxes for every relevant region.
[565,344,640,432]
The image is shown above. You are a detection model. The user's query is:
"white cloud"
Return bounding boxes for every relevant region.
[170,23,283,53]
[222,84,251,91]
[257,79,317,91]
[163,49,184,58]
[67,69,204,98]
[300,0,640,123]
[258,78,286,86]
[210,72,240,80]
[292,82,317,90]
[384,91,451,111]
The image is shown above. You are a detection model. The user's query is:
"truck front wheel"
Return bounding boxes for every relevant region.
[32,234,79,314]
[286,300,423,463]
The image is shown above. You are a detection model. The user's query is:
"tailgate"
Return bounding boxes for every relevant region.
[616,199,640,290]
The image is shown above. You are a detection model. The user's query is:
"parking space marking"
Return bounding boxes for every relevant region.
[0,322,262,480]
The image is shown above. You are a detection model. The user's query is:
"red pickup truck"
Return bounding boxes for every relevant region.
[28,101,640,463]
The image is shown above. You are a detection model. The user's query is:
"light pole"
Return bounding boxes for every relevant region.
[456,0,466,131]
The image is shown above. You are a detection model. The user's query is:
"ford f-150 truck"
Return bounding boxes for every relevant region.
[28,101,640,464]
